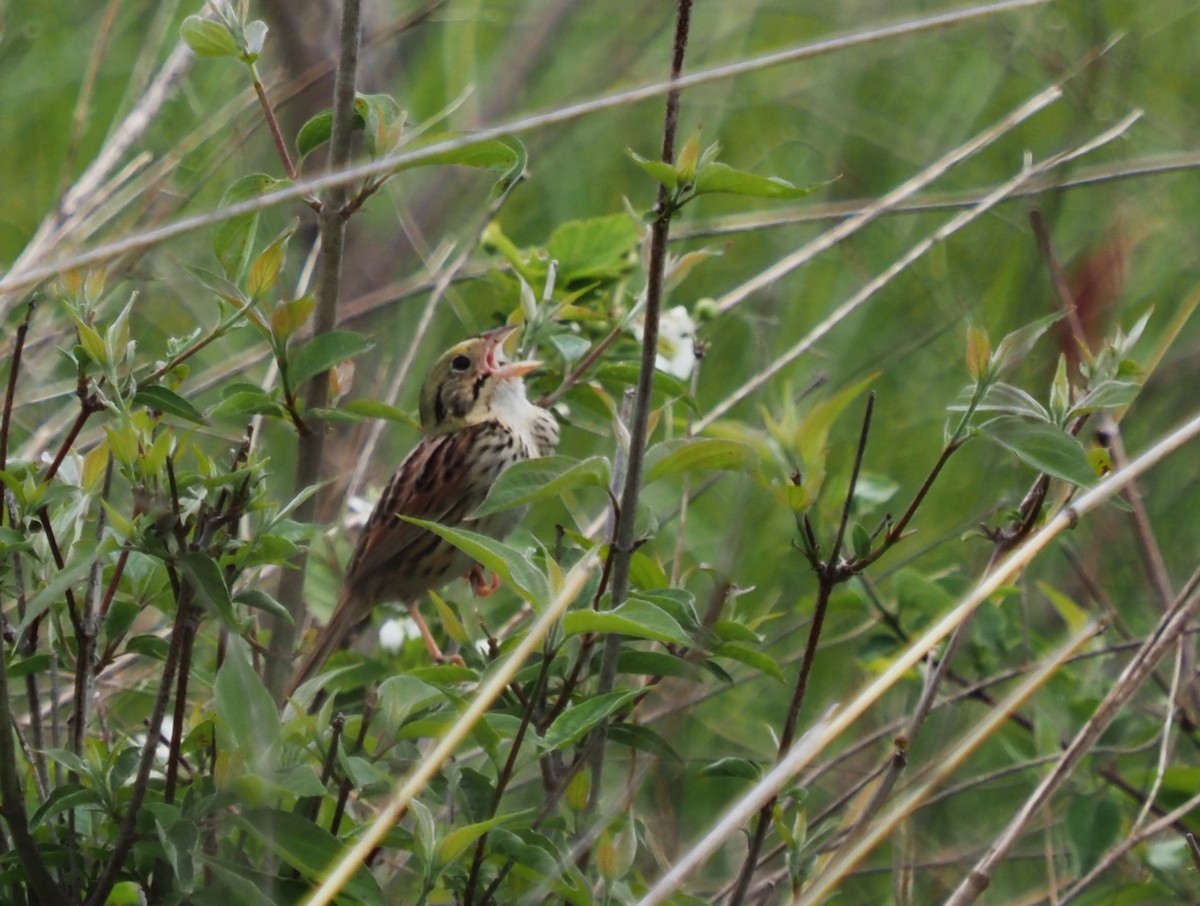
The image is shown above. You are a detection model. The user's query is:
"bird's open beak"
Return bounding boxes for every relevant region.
[479,324,541,379]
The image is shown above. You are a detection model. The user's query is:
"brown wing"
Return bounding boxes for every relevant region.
[343,422,506,602]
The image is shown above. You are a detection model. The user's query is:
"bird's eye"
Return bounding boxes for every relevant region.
[451,354,471,372]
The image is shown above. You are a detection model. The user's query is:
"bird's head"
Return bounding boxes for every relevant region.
[418,325,541,433]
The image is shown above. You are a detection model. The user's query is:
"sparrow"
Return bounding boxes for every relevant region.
[287,324,559,694]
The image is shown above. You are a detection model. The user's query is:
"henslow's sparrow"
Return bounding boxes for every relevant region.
[288,325,559,693]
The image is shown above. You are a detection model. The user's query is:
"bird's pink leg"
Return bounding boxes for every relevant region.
[408,603,464,666]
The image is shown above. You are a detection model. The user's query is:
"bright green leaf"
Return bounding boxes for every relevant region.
[643,437,759,484]
[627,149,678,190]
[699,756,762,781]
[547,213,640,282]
[983,416,1095,487]
[542,691,636,752]
[712,641,785,682]
[288,330,373,385]
[1037,581,1090,633]
[30,782,103,829]
[991,312,1065,374]
[474,455,610,518]
[237,808,385,906]
[133,385,207,425]
[341,398,419,427]
[212,174,280,281]
[561,599,693,647]
[181,16,238,57]
[180,551,239,629]
[694,161,817,199]
[214,639,281,761]
[439,811,534,865]
[233,588,292,623]
[399,518,549,608]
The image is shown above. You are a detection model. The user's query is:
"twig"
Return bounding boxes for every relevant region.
[730,395,874,905]
[0,549,68,906]
[82,565,197,906]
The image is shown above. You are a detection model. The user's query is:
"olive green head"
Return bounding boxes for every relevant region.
[417,325,541,433]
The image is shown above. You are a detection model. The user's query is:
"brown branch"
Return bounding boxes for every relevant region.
[265,0,362,702]
[587,0,693,821]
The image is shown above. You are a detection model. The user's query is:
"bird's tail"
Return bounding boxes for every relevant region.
[284,586,364,698]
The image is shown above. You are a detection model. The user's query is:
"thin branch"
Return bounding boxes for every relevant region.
[588,0,692,823]
[82,567,197,906]
[0,562,68,906]
[264,0,362,701]
[731,395,874,905]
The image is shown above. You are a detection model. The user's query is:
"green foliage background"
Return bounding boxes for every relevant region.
[1,0,1199,904]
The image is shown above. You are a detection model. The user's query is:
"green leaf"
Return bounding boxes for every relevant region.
[198,859,278,906]
[237,808,385,906]
[181,16,238,57]
[627,149,678,191]
[546,214,640,282]
[953,382,1050,421]
[296,108,359,160]
[247,221,295,298]
[212,174,281,281]
[1069,379,1140,417]
[133,385,207,425]
[607,722,682,762]
[127,634,169,660]
[18,538,102,633]
[643,437,759,484]
[376,675,443,730]
[474,455,610,518]
[561,599,693,647]
[341,398,419,427]
[850,522,872,560]
[233,588,292,623]
[542,691,636,752]
[439,811,534,865]
[399,519,549,608]
[1037,581,1090,633]
[288,330,374,385]
[711,620,760,644]
[983,416,1095,487]
[208,386,285,420]
[694,161,817,199]
[893,569,956,619]
[616,649,694,678]
[1065,794,1121,871]
[30,782,103,829]
[180,551,239,629]
[712,642,785,682]
[488,135,528,200]
[214,639,281,763]
[991,312,1065,373]
[699,756,762,781]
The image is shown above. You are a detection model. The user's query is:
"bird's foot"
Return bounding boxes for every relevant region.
[467,563,501,598]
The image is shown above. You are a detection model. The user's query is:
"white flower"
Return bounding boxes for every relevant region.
[379,616,421,652]
[630,304,697,379]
